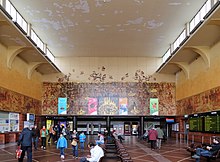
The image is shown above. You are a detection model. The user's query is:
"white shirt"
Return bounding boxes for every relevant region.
[87,145,104,162]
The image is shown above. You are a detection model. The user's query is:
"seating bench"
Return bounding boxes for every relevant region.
[187,145,220,162]
[201,149,220,162]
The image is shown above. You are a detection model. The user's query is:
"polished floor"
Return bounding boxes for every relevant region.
[0,135,216,162]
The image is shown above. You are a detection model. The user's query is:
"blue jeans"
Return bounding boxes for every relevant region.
[60,147,65,156]
[96,140,104,145]
[32,137,39,149]
[72,145,78,157]
[195,148,212,162]
[80,142,85,150]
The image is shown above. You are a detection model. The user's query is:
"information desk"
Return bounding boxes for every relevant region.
[0,132,20,144]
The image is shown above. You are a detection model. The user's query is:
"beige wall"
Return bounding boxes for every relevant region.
[0,43,43,100]
[176,41,220,101]
[42,56,176,83]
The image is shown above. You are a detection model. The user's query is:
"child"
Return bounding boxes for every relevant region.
[57,133,67,160]
[79,131,86,152]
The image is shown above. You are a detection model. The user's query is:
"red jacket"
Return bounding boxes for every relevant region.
[148,129,158,140]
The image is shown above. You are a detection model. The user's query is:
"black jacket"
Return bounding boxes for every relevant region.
[210,143,220,155]
[18,127,34,146]
[32,127,40,138]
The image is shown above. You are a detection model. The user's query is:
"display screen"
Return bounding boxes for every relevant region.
[27,113,35,121]
[204,115,220,132]
[189,111,220,133]
[189,116,203,131]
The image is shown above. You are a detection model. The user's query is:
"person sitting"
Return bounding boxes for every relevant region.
[80,142,104,162]
[192,137,220,162]
[117,132,125,143]
[95,132,105,145]
[112,130,124,143]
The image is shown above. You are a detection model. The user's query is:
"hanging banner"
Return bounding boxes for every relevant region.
[150,98,159,115]
[119,98,128,115]
[88,98,98,115]
[58,97,67,114]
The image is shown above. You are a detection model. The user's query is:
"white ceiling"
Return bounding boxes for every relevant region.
[10,0,207,58]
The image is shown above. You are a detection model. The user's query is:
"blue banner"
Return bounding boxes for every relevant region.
[58,98,67,114]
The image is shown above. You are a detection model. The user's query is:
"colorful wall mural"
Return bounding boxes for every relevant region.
[0,87,41,114]
[176,86,220,115]
[42,82,176,116]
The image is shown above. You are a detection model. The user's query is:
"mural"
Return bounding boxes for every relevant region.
[176,86,220,115]
[119,98,128,115]
[42,82,176,116]
[0,87,41,114]
[88,98,98,115]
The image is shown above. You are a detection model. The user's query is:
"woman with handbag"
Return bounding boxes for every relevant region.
[71,134,79,159]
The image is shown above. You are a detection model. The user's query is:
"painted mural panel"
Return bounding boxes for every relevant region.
[88,98,98,115]
[119,98,128,115]
[150,98,158,115]
[42,82,176,116]
[0,87,41,114]
[176,86,220,115]
[99,97,118,115]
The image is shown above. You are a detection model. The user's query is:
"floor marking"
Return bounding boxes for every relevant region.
[135,142,172,162]
[177,156,193,162]
[0,148,14,155]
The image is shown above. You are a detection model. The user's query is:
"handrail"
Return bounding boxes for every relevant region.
[174,132,220,146]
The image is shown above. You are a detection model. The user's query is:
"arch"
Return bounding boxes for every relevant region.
[170,62,189,79]
[27,62,44,79]
[7,46,28,69]
[185,46,210,68]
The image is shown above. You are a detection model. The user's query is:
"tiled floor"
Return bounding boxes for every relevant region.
[0,136,215,162]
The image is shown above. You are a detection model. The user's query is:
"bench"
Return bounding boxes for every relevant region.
[202,149,220,162]
[187,144,220,162]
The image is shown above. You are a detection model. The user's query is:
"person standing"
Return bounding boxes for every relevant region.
[79,131,86,152]
[17,125,35,162]
[156,126,164,149]
[80,142,104,162]
[71,134,79,159]
[48,125,54,144]
[61,125,67,139]
[148,128,158,150]
[72,130,78,139]
[57,133,68,160]
[40,126,48,150]
[53,125,59,143]
[32,125,40,150]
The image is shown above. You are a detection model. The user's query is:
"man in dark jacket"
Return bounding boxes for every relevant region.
[17,125,35,162]
[32,125,40,150]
